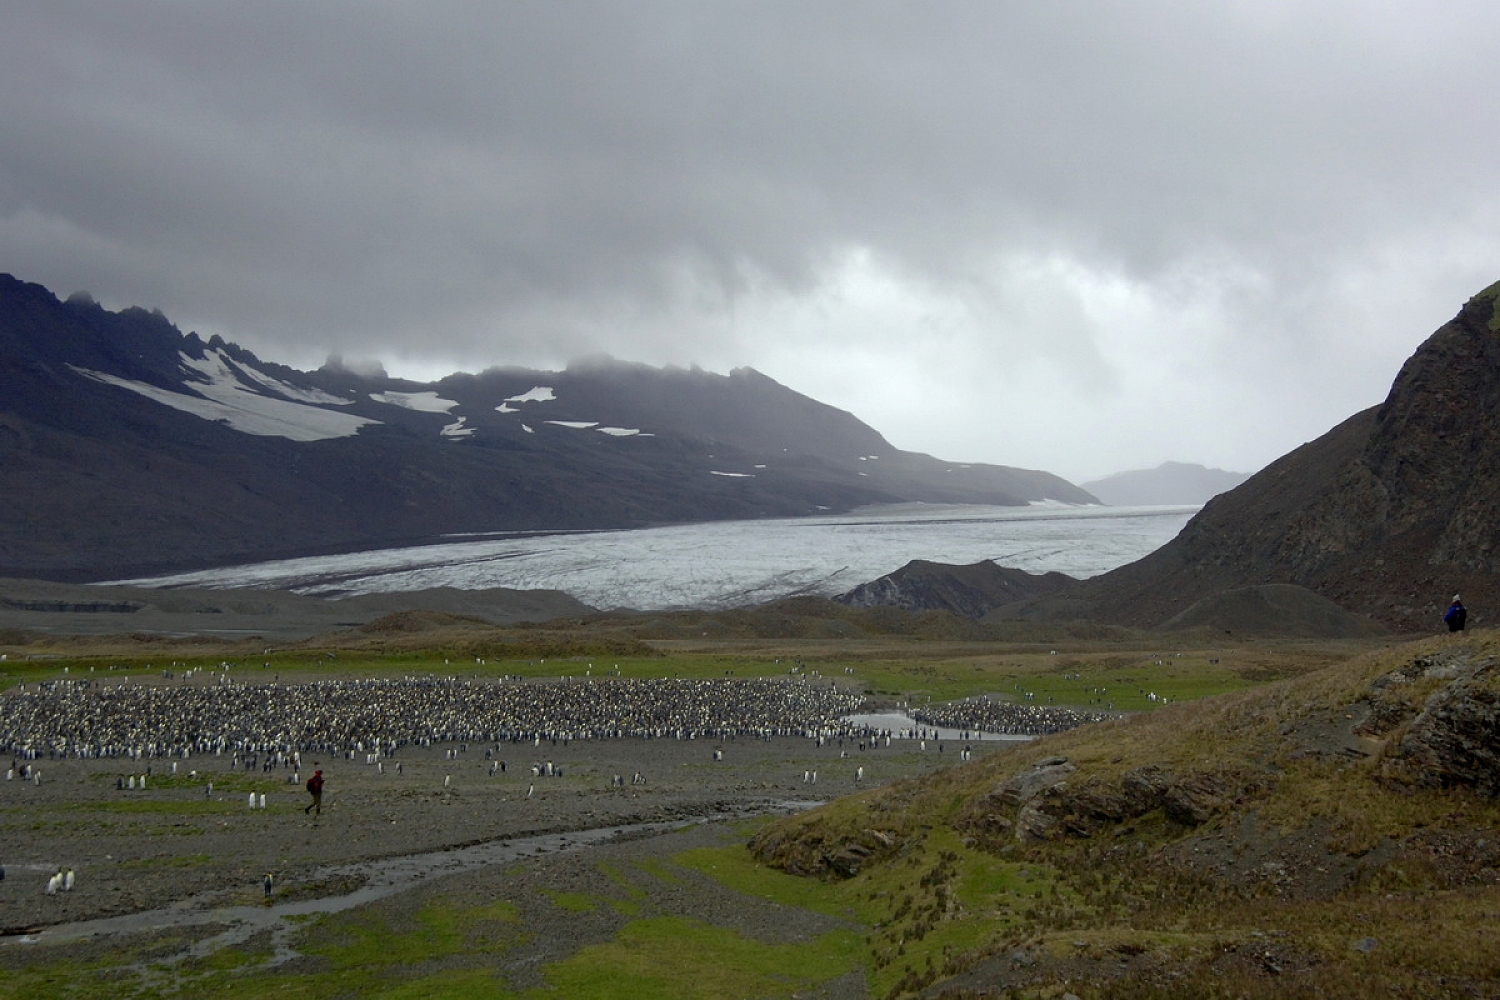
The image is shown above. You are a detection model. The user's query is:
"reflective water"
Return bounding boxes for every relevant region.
[840,711,1033,743]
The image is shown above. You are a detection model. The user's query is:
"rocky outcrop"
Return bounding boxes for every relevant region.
[746,824,903,879]
[1398,674,1500,794]
[1366,651,1500,794]
[990,756,1076,805]
[958,758,1272,845]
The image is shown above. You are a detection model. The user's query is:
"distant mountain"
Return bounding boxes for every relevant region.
[1028,279,1500,632]
[1080,461,1250,506]
[0,274,1095,580]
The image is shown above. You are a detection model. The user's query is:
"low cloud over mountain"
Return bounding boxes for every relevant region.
[0,274,1094,580]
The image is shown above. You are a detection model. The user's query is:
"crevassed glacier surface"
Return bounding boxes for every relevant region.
[109,503,1198,612]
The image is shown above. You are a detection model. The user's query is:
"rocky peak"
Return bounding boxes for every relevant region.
[1060,278,1500,632]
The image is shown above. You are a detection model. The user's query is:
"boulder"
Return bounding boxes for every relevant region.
[991,756,1075,806]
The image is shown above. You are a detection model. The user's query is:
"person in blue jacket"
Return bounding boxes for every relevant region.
[1444,595,1467,632]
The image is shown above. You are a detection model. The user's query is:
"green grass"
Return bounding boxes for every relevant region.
[544,891,598,913]
[95,771,285,794]
[0,650,837,688]
[674,836,875,921]
[518,916,862,1000]
[850,649,1291,710]
[675,823,1074,997]
[0,966,132,1000]
[132,898,530,999]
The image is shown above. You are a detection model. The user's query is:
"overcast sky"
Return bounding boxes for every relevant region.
[4,2,1498,482]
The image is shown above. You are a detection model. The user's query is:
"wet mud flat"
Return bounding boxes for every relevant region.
[3,816,753,982]
[0,729,1021,940]
[0,803,872,999]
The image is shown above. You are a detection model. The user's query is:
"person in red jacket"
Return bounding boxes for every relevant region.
[304,768,324,815]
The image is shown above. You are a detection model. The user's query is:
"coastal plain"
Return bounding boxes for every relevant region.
[0,587,1479,999]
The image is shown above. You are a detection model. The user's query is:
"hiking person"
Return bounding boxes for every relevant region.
[1444,595,1467,632]
[304,768,324,815]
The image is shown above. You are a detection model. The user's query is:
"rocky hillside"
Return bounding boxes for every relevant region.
[1006,280,1500,633]
[749,632,1500,997]
[0,274,1093,580]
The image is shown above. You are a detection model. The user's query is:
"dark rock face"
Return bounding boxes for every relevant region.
[1377,655,1500,795]
[957,757,1271,846]
[0,273,1094,580]
[1398,674,1500,795]
[835,560,1077,619]
[1045,281,1500,632]
[1358,649,1500,796]
[746,824,903,879]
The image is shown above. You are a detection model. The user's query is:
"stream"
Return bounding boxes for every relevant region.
[3,801,816,981]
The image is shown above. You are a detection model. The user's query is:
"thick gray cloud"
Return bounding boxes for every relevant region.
[4,1,1498,480]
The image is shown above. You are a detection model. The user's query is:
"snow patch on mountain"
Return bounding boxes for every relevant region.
[505,386,556,403]
[200,354,353,406]
[441,417,474,438]
[369,390,459,413]
[72,359,379,441]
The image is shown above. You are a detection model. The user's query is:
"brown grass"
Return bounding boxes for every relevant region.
[752,630,1500,998]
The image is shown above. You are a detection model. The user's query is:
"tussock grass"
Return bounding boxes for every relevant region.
[743,631,1500,997]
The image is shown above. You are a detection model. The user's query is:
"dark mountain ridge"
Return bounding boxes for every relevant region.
[1019,281,1500,632]
[835,559,1076,619]
[843,280,1500,634]
[0,273,1094,580]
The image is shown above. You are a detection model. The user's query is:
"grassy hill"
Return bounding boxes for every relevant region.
[748,630,1500,998]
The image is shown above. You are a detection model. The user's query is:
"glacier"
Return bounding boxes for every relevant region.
[108,503,1198,612]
